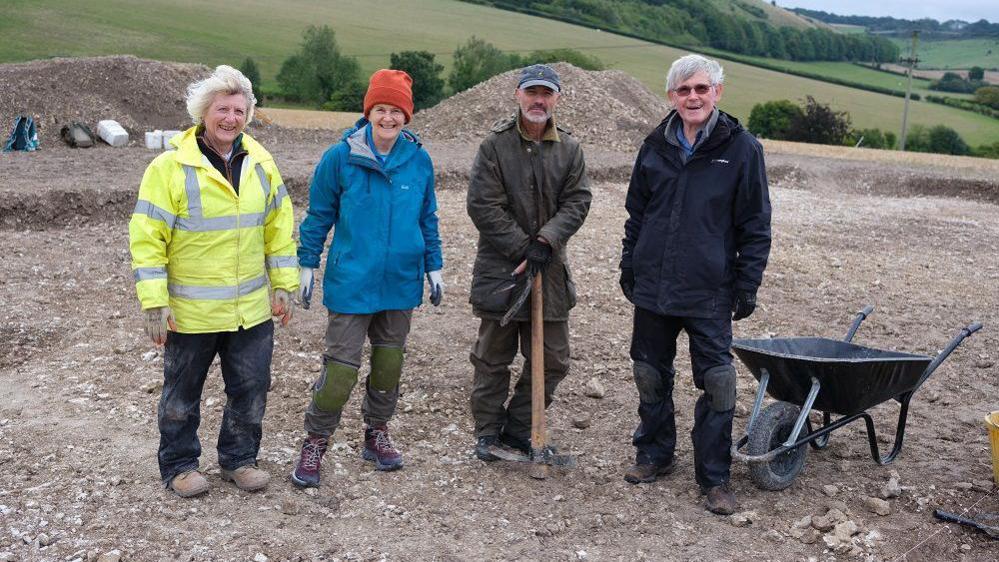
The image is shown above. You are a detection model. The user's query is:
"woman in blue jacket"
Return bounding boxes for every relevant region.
[291,70,443,487]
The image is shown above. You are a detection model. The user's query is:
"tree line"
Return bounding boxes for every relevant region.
[467,0,900,63]
[791,9,999,39]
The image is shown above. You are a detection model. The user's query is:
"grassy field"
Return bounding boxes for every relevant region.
[889,37,999,70]
[2,0,998,145]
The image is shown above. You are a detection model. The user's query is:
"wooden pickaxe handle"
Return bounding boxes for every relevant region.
[529,271,549,479]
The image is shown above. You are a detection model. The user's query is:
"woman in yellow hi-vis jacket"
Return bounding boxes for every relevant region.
[128,65,298,498]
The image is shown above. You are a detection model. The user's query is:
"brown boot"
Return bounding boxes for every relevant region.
[221,465,270,492]
[704,484,738,515]
[168,470,209,498]
[623,459,677,484]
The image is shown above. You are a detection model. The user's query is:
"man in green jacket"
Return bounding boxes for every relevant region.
[467,64,592,460]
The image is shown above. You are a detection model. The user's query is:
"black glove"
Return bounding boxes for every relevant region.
[619,267,634,303]
[525,240,552,275]
[732,291,757,321]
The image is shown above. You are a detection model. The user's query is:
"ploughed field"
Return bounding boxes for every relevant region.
[0,134,997,561]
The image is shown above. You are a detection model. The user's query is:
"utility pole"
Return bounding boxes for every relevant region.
[899,31,919,151]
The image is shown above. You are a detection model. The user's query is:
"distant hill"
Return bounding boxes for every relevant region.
[467,0,900,62]
[790,9,999,39]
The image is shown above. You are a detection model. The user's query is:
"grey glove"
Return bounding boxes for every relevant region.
[144,306,176,346]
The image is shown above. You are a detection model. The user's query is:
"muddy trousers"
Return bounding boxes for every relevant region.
[303,310,412,437]
[157,320,273,485]
[469,318,570,441]
[630,307,734,489]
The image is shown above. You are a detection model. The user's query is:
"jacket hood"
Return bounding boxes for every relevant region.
[341,117,421,170]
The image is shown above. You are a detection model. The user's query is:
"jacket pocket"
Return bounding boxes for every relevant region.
[563,263,577,310]
[470,271,525,314]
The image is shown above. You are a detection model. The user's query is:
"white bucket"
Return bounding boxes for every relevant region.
[144,130,163,150]
[161,130,182,149]
[97,120,129,147]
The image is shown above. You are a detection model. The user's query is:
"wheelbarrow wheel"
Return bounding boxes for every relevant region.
[747,401,808,491]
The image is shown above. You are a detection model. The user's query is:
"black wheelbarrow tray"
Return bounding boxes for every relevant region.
[731,305,982,490]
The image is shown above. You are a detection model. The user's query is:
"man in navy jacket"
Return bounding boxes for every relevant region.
[619,54,771,515]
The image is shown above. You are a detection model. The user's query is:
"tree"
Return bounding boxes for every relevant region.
[324,80,368,112]
[926,125,970,155]
[448,36,517,94]
[239,57,263,107]
[974,86,999,110]
[390,50,445,111]
[787,96,851,145]
[968,66,985,81]
[277,25,362,107]
[748,100,802,139]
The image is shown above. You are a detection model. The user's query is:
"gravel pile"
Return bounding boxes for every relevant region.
[0,55,210,145]
[413,63,669,151]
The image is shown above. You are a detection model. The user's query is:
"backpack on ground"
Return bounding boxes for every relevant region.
[3,115,40,152]
[61,121,96,148]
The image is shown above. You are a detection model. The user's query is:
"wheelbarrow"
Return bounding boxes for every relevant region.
[731,305,982,490]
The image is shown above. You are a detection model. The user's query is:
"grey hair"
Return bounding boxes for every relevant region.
[185,65,256,125]
[665,54,724,92]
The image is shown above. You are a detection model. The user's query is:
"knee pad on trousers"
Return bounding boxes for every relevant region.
[369,345,404,392]
[703,364,737,412]
[313,361,358,412]
[633,361,665,404]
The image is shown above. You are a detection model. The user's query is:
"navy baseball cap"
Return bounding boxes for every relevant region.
[518,64,561,93]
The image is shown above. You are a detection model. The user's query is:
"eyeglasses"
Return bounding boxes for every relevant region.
[672,84,712,97]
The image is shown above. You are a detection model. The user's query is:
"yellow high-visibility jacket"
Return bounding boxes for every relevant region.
[129,127,298,333]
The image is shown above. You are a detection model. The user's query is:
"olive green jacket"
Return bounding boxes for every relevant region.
[466,113,592,321]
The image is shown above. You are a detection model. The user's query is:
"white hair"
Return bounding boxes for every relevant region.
[185,65,256,125]
[666,54,724,92]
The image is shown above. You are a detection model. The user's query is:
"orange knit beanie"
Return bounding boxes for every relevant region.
[363,69,414,123]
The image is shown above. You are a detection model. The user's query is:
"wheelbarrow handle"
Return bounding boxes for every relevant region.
[844,305,875,343]
[914,321,984,391]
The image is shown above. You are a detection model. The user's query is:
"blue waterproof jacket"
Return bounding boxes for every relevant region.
[298,119,443,314]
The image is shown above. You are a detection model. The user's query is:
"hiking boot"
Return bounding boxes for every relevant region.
[221,465,270,492]
[362,425,403,471]
[475,435,500,462]
[623,459,677,484]
[168,470,209,498]
[499,432,531,455]
[704,484,739,515]
[291,434,328,488]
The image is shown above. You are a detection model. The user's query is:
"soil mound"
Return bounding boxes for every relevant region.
[0,55,210,145]
[412,63,668,151]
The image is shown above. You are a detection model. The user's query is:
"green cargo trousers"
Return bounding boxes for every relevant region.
[304,310,412,436]
[469,318,571,441]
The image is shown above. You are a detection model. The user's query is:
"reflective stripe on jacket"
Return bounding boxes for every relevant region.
[298,118,443,314]
[129,126,298,333]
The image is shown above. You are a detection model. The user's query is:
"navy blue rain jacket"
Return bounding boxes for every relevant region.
[621,110,771,318]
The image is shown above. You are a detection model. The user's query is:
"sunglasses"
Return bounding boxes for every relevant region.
[672,84,713,96]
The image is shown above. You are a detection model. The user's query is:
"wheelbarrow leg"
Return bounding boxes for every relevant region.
[783,376,821,448]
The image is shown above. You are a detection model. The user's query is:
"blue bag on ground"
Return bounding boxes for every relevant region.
[3,115,40,152]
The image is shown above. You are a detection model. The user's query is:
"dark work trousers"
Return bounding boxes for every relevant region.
[303,310,412,436]
[630,306,733,489]
[157,320,273,485]
[469,318,571,441]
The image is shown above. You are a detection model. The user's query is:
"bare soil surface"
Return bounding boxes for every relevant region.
[1,134,998,562]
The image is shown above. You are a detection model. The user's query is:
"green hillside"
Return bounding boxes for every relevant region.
[889,38,999,70]
[2,0,997,145]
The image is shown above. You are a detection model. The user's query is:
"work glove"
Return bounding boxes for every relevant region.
[524,239,552,275]
[144,306,177,346]
[427,270,444,306]
[299,267,315,310]
[619,266,635,303]
[272,289,294,326]
[732,290,757,321]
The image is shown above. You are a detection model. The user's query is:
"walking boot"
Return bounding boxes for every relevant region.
[623,459,677,484]
[498,432,531,455]
[362,425,403,471]
[168,470,209,498]
[475,435,500,462]
[291,433,328,488]
[704,484,739,515]
[221,465,270,492]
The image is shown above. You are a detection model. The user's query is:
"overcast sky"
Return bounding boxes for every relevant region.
[782,1,997,23]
